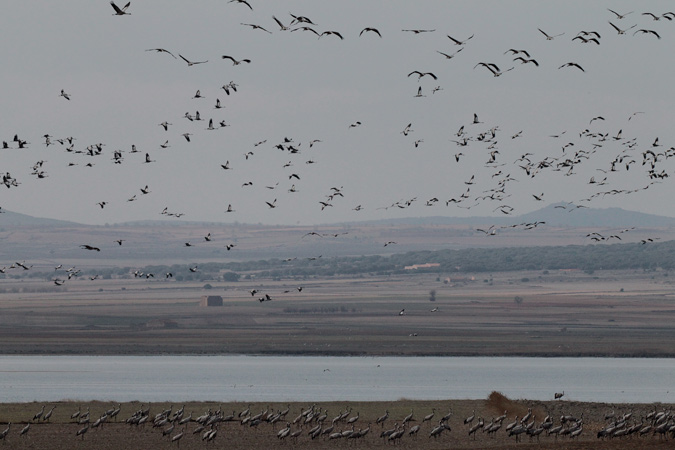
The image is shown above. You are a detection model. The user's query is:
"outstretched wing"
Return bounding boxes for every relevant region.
[110,1,124,14]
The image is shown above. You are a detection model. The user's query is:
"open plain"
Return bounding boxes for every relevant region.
[0,267,673,356]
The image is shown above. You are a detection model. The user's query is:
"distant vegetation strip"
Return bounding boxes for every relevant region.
[3,240,674,283]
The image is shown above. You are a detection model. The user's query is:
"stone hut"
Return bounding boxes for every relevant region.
[200,295,223,307]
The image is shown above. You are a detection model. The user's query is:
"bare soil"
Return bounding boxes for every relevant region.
[1,394,672,449]
[0,269,673,356]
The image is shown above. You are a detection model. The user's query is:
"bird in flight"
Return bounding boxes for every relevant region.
[437,48,463,59]
[474,62,513,77]
[402,29,435,34]
[608,9,633,19]
[222,55,252,65]
[229,0,252,10]
[559,62,585,72]
[609,22,636,34]
[272,15,291,31]
[359,27,382,37]
[60,89,71,100]
[513,56,539,66]
[179,54,208,66]
[447,34,474,45]
[633,29,661,39]
[145,48,176,58]
[80,245,101,252]
[538,28,564,40]
[241,23,271,33]
[408,70,437,80]
[110,1,131,15]
[319,30,344,40]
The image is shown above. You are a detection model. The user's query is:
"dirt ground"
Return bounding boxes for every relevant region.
[1,394,673,449]
[0,269,674,356]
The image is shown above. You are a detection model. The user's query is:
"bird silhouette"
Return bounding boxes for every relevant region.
[110,1,131,15]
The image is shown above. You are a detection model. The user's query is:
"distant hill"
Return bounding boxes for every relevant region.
[340,203,675,228]
[0,210,81,227]
[516,203,675,227]
[2,203,675,230]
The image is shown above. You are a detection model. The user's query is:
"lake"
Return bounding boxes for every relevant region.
[1,355,673,404]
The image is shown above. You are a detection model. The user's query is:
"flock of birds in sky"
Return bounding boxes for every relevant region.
[2,2,675,284]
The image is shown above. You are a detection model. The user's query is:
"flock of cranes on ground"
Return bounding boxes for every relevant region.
[3,399,675,446]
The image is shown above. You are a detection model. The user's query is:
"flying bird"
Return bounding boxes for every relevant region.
[272,15,291,31]
[608,9,633,19]
[110,1,131,15]
[241,23,271,33]
[504,48,530,57]
[359,27,382,37]
[145,48,176,58]
[80,245,101,252]
[402,29,435,34]
[222,55,252,65]
[609,22,636,34]
[558,62,585,72]
[474,62,513,76]
[229,0,252,10]
[538,28,564,40]
[446,34,474,45]
[291,26,320,36]
[179,54,208,66]
[633,29,661,39]
[513,57,539,66]
[319,30,344,40]
[60,89,71,100]
[436,48,463,59]
[407,70,437,80]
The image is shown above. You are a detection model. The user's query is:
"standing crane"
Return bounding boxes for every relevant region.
[76,424,89,440]
[32,405,45,422]
[376,410,389,426]
[0,423,10,441]
[19,423,30,438]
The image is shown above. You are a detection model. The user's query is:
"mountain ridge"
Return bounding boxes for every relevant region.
[2,202,674,229]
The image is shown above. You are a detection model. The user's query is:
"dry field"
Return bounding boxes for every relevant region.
[1,393,673,450]
[0,268,674,356]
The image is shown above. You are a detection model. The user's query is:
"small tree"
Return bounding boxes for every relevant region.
[429,289,436,302]
[514,295,523,305]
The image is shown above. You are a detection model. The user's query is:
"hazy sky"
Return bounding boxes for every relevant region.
[2,1,675,226]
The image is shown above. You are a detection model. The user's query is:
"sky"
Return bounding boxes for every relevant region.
[2,1,675,226]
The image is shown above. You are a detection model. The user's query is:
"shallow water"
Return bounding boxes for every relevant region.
[1,355,673,403]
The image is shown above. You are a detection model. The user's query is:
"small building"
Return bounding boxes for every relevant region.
[404,263,441,270]
[200,295,223,307]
